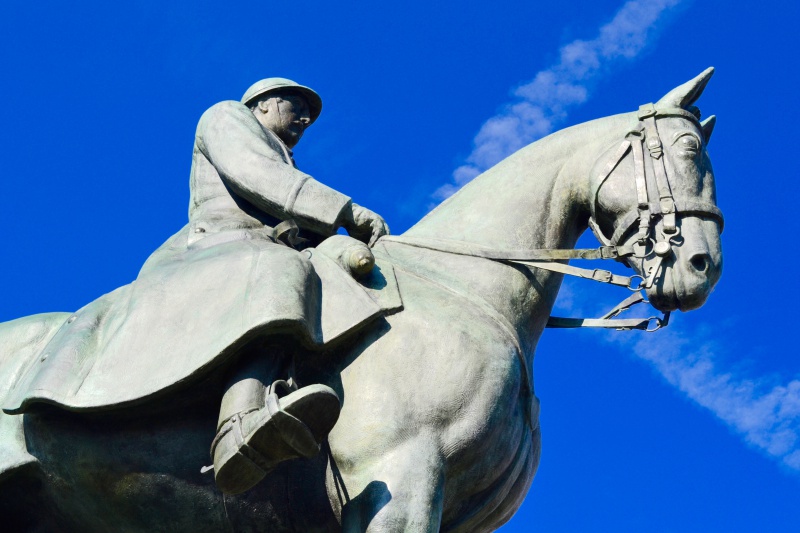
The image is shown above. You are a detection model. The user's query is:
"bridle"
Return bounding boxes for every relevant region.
[381,103,724,332]
[588,104,724,287]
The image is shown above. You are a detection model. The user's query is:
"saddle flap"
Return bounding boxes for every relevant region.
[306,250,386,344]
[312,236,403,316]
[360,243,402,315]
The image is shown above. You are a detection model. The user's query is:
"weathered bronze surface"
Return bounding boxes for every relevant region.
[0,70,722,532]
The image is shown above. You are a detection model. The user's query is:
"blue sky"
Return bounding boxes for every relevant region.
[1,0,798,530]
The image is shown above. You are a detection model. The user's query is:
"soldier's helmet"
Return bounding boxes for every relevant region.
[241,78,322,125]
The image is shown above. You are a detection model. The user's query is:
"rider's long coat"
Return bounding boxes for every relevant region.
[3,102,382,413]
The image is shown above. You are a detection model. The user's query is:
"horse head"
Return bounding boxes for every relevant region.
[589,67,722,313]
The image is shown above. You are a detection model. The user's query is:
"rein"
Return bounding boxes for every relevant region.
[381,234,663,331]
[383,103,724,333]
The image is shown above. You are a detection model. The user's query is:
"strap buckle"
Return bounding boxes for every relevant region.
[272,219,309,249]
[646,137,663,158]
[659,197,676,215]
[660,198,677,232]
[638,103,658,119]
[591,269,613,283]
[599,246,619,259]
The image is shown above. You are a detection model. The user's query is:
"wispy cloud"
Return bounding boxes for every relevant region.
[618,323,800,472]
[554,279,800,473]
[434,0,684,200]
[434,0,800,474]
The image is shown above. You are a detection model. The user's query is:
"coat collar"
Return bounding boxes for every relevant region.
[262,127,296,168]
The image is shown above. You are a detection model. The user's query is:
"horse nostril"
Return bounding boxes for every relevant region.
[689,253,709,273]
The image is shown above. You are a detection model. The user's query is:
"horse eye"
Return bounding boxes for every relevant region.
[677,134,700,152]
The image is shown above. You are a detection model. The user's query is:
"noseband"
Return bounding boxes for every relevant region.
[382,104,724,332]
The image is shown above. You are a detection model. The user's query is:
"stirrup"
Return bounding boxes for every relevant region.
[268,378,298,397]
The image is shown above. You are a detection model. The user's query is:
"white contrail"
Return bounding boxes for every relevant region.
[622,323,800,472]
[554,277,800,473]
[434,0,683,200]
[437,0,800,473]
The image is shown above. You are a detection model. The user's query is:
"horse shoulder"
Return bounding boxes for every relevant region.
[326,272,529,530]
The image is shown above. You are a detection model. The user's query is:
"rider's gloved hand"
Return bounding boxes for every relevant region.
[341,203,390,247]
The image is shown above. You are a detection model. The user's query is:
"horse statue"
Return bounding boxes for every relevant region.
[0,68,722,532]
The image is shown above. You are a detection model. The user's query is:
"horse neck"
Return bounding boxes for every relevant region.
[398,114,634,347]
[405,115,631,250]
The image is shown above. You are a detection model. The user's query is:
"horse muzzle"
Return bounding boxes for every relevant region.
[645,242,722,313]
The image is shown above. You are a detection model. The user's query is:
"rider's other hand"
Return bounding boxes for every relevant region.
[343,203,390,247]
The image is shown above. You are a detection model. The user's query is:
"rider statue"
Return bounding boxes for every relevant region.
[0,77,391,497]
[193,78,389,493]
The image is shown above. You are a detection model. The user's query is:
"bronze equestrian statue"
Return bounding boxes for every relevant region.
[0,69,722,532]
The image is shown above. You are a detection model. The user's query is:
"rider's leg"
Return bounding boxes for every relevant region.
[216,349,280,430]
[212,346,341,495]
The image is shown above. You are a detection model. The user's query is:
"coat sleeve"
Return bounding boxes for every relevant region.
[195,100,352,236]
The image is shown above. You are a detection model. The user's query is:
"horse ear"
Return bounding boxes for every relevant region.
[656,67,715,109]
[701,115,716,143]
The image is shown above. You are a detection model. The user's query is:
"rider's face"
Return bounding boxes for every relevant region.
[256,93,311,148]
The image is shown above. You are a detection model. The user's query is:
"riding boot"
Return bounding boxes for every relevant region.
[211,351,341,495]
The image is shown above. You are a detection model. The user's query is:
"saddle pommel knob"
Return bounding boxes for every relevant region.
[315,235,375,278]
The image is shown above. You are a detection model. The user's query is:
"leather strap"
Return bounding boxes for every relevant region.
[205,411,269,474]
[640,104,678,234]
[594,139,632,195]
[600,291,646,319]
[383,235,658,330]
[631,130,649,209]
[547,291,668,331]
[513,260,642,290]
[630,130,652,245]
[608,200,724,246]
[265,392,281,417]
[380,235,634,261]
[546,316,653,330]
[273,219,308,249]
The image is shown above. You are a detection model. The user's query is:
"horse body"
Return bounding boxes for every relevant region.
[322,113,619,530]
[0,70,722,532]
[328,257,539,531]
